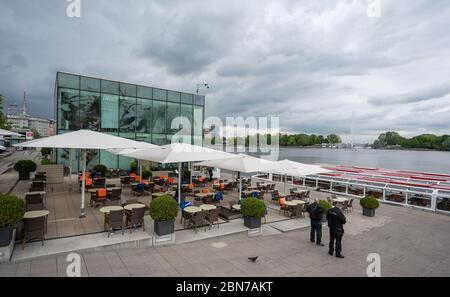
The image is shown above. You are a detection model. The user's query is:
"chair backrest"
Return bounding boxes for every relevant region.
[111,189,122,200]
[131,207,145,221]
[25,194,43,205]
[109,210,124,224]
[26,203,44,211]
[327,197,332,203]
[24,216,46,232]
[208,208,219,221]
[85,178,93,186]
[290,188,296,194]
[305,190,311,198]
[97,188,107,198]
[194,211,207,222]
[126,199,139,204]
[279,197,286,206]
[202,188,209,194]
[348,199,354,207]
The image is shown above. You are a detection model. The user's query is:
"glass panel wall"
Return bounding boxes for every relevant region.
[136,99,152,133]
[79,91,100,130]
[119,96,136,132]
[119,82,136,97]
[58,88,80,131]
[137,86,152,99]
[101,80,119,95]
[180,104,193,135]
[168,91,180,103]
[80,77,100,92]
[153,88,167,101]
[181,93,193,104]
[58,73,79,89]
[101,94,119,132]
[152,101,166,134]
[167,102,181,133]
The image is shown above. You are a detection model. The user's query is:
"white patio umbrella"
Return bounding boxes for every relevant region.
[14,130,155,217]
[269,159,332,194]
[116,142,239,204]
[197,154,279,200]
[0,129,21,137]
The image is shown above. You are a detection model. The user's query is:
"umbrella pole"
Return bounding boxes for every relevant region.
[178,162,182,205]
[284,173,287,195]
[68,149,72,191]
[189,162,192,184]
[139,159,142,182]
[80,149,87,218]
[238,171,242,201]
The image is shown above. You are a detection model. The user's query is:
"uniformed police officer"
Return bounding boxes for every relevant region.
[326,202,346,258]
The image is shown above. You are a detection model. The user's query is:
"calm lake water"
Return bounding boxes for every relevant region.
[276,148,450,174]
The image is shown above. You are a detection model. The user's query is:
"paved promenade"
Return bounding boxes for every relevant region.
[1,201,449,277]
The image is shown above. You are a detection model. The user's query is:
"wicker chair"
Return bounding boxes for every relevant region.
[25,193,44,211]
[125,207,145,233]
[289,204,305,219]
[22,216,46,249]
[347,199,354,212]
[107,188,122,203]
[206,208,220,229]
[188,211,207,233]
[90,188,107,207]
[104,209,124,237]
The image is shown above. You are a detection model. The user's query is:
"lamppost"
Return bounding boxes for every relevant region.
[196,82,210,94]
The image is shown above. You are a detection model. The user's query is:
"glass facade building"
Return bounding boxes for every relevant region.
[55,72,205,171]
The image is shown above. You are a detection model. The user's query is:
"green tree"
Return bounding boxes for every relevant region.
[0,94,11,130]
[31,128,41,139]
[326,134,342,144]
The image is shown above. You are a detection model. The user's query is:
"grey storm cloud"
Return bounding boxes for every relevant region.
[1,0,450,143]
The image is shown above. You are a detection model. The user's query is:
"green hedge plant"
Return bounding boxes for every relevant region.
[149,195,178,221]
[13,160,37,174]
[319,199,332,215]
[92,164,107,177]
[142,169,152,180]
[0,194,25,228]
[360,196,380,209]
[241,197,266,218]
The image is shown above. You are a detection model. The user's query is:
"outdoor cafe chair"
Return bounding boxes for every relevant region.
[107,188,122,203]
[90,188,107,207]
[121,176,131,187]
[25,193,44,211]
[30,181,45,192]
[289,204,305,219]
[104,209,124,237]
[125,207,145,233]
[206,208,220,229]
[347,198,354,212]
[22,216,46,249]
[188,211,207,233]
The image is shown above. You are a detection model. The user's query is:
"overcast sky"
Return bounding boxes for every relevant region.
[1,0,450,143]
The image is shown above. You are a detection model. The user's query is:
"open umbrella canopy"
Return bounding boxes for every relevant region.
[117,142,239,163]
[13,130,156,149]
[270,159,331,177]
[197,153,278,173]
[0,129,21,137]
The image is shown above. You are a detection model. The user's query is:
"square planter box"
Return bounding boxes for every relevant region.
[244,217,261,229]
[363,208,376,217]
[154,220,175,236]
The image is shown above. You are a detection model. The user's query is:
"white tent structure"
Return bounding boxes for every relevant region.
[268,159,331,193]
[14,130,157,217]
[0,129,21,137]
[197,154,280,200]
[116,142,239,203]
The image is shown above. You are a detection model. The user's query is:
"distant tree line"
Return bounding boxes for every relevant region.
[205,133,342,147]
[373,131,450,151]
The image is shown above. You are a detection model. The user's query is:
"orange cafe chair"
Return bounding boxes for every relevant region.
[202,188,209,194]
[279,197,286,206]
[129,173,137,178]
[142,179,149,184]
[188,184,194,190]
[135,176,141,182]
[85,178,93,187]
[168,178,174,184]
[219,183,225,190]
[97,188,107,199]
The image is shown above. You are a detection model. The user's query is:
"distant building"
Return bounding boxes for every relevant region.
[6,114,54,137]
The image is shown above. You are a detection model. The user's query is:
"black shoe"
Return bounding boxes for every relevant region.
[317,243,324,246]
[310,240,315,243]
[336,255,345,259]
[328,251,333,256]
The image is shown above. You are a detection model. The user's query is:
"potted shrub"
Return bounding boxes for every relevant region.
[360,195,380,217]
[40,147,53,158]
[0,194,25,247]
[92,164,107,177]
[41,159,55,165]
[142,169,152,180]
[319,199,332,222]
[149,195,178,236]
[13,160,37,180]
[241,197,266,229]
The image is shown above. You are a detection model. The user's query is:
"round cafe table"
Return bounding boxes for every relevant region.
[99,206,123,214]
[291,200,306,205]
[124,203,146,211]
[23,210,50,219]
[183,206,202,213]
[284,201,298,206]
[199,204,216,211]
